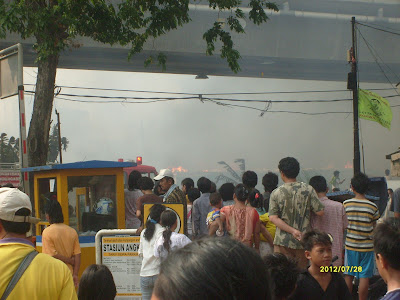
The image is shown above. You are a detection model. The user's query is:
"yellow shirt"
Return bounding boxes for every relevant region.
[42,223,81,273]
[260,213,276,242]
[0,241,77,300]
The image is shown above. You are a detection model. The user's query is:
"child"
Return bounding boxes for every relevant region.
[290,230,352,299]
[264,253,298,300]
[154,210,191,259]
[248,189,275,256]
[207,192,224,236]
[78,264,116,300]
[373,218,400,300]
[343,173,379,300]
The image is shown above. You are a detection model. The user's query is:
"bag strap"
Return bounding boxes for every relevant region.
[1,250,38,300]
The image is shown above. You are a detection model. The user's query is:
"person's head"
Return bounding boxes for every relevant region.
[181,178,194,195]
[248,189,263,209]
[264,253,299,300]
[209,192,222,209]
[2,183,15,188]
[0,188,39,237]
[153,237,273,300]
[332,187,340,192]
[210,181,217,193]
[197,177,211,193]
[128,170,142,191]
[45,199,64,224]
[153,180,163,196]
[309,176,328,194]
[78,264,116,300]
[334,170,340,177]
[374,218,400,281]
[242,171,258,189]
[301,230,332,268]
[160,210,178,253]
[262,172,278,193]
[278,157,300,180]
[218,183,235,201]
[233,184,249,203]
[388,188,394,198]
[154,169,175,192]
[350,172,369,195]
[187,188,200,204]
[138,176,154,192]
[144,204,166,241]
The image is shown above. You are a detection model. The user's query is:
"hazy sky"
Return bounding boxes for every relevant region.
[1,67,399,177]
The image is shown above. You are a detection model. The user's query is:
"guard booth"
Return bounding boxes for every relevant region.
[21,160,135,277]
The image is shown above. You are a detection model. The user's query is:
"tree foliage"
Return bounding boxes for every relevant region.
[0,0,278,167]
[47,124,69,163]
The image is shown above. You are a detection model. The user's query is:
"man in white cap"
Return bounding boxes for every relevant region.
[154,169,187,235]
[0,187,77,299]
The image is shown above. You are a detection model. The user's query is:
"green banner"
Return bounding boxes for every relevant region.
[358,89,392,129]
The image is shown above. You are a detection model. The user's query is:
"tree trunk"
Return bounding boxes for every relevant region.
[27,54,59,167]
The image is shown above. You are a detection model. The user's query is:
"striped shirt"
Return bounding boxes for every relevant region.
[343,198,379,252]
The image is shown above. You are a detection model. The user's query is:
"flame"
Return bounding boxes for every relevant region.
[344,161,353,169]
[171,166,188,173]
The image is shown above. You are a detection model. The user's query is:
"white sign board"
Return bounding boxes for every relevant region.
[101,235,142,300]
[0,52,18,99]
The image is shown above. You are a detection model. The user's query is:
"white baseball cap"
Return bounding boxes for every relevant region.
[0,188,40,224]
[154,169,174,181]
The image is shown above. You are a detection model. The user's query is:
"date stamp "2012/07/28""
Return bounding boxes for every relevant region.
[320,266,363,273]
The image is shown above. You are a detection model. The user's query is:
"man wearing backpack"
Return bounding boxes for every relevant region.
[0,188,77,300]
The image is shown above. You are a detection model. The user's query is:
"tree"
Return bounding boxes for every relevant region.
[47,124,69,163]
[0,0,278,167]
[0,133,19,164]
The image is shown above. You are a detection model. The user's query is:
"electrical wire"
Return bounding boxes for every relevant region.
[356,22,400,37]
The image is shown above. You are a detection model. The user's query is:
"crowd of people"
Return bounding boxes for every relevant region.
[1,156,400,300]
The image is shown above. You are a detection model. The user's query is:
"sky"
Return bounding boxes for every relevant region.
[1,67,399,183]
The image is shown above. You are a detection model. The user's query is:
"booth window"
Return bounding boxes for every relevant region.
[38,178,57,221]
[67,175,117,234]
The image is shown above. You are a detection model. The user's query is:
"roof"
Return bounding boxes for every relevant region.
[124,165,157,174]
[386,148,400,159]
[21,160,136,172]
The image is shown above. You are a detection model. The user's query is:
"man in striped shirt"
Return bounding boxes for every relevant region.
[343,173,380,300]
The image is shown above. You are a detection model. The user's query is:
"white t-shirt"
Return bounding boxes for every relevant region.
[154,231,191,259]
[138,223,164,276]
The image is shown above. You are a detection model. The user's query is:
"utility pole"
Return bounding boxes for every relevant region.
[348,16,360,175]
[55,109,63,164]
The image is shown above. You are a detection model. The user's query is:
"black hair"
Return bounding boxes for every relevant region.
[334,170,340,176]
[45,199,64,224]
[153,180,163,196]
[278,157,300,179]
[1,208,31,234]
[248,189,263,209]
[388,188,394,193]
[181,178,194,195]
[128,170,142,190]
[373,217,400,270]
[187,188,201,203]
[153,237,273,300]
[144,204,166,242]
[242,171,258,189]
[138,177,154,191]
[218,183,235,201]
[309,176,328,193]
[301,230,332,252]
[210,182,217,193]
[160,210,177,253]
[264,253,299,300]
[262,172,278,193]
[234,184,249,202]
[197,177,211,193]
[2,183,15,188]
[78,264,117,300]
[351,172,369,194]
[209,192,222,206]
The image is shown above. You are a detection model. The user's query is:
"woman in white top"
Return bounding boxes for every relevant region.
[138,204,166,300]
[154,210,191,260]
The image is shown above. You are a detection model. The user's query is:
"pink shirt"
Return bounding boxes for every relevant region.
[311,196,348,266]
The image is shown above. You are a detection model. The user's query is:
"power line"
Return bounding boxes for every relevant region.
[356,22,400,37]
